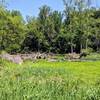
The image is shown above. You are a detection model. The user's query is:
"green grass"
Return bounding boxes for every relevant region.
[0,59,100,100]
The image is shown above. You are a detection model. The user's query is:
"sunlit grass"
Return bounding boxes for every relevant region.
[0,59,100,100]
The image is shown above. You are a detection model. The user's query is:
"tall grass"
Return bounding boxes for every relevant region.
[0,59,100,100]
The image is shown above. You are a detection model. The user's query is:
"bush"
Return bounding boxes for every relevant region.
[81,48,93,55]
[0,50,7,55]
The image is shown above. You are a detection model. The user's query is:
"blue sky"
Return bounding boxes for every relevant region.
[7,0,64,19]
[7,0,100,20]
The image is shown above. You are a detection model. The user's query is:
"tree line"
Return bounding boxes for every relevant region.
[0,0,100,54]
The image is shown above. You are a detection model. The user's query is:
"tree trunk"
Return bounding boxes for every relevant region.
[80,42,83,53]
[97,39,99,52]
[71,46,73,53]
[71,39,73,53]
[86,39,88,51]
[38,41,40,52]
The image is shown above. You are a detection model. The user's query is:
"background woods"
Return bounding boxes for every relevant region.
[0,0,100,54]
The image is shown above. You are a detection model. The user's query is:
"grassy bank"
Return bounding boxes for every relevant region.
[0,59,100,100]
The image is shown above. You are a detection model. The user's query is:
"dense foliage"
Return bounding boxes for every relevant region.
[0,0,100,54]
